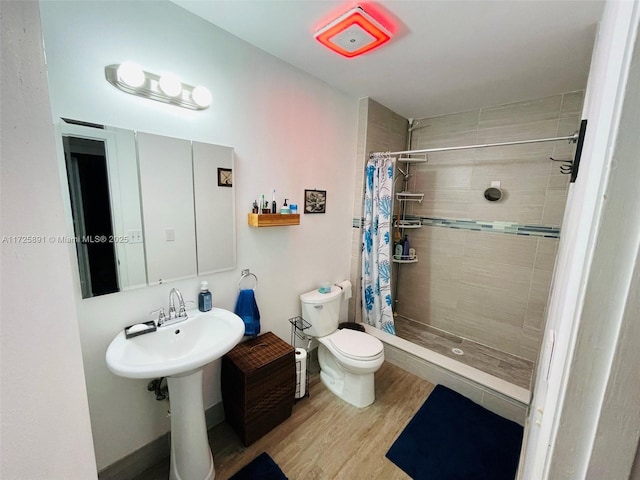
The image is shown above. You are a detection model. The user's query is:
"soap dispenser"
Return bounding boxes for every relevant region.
[198,281,212,312]
[280,198,291,214]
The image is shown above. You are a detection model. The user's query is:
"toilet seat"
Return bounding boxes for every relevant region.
[326,329,383,361]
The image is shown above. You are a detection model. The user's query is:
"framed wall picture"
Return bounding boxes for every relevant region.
[217,168,233,187]
[304,189,326,213]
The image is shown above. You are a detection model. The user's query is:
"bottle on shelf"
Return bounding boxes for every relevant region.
[402,235,410,260]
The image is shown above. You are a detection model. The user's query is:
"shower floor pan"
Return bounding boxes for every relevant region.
[393,316,534,390]
[363,318,532,424]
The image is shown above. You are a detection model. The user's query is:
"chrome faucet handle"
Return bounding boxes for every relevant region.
[178,300,194,318]
[150,307,167,325]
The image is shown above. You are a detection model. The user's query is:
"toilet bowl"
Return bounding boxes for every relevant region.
[300,285,384,408]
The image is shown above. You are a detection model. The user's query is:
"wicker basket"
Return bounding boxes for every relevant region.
[222,332,295,446]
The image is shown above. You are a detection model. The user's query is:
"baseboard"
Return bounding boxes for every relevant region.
[205,401,225,430]
[97,401,225,480]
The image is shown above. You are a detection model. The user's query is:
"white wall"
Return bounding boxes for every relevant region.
[0,2,97,478]
[39,0,358,470]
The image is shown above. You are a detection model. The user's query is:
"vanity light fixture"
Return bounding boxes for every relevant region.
[191,85,213,108]
[117,61,145,88]
[158,73,183,98]
[314,6,392,58]
[105,63,211,110]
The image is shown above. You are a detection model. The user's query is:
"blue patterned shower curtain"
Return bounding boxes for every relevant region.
[362,153,396,335]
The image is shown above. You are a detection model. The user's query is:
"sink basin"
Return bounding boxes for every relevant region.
[106,306,246,480]
[106,307,244,379]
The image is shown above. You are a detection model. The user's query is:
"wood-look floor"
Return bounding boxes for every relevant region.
[394,315,534,390]
[133,362,434,480]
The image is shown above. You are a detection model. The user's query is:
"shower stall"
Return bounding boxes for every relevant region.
[351,93,583,397]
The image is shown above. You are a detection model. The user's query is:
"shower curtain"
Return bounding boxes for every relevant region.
[362,153,396,334]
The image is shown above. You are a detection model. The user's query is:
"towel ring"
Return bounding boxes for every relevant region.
[238,270,258,291]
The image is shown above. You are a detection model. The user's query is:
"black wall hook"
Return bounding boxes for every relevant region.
[550,157,574,175]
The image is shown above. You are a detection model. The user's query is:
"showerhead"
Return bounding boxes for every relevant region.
[393,167,413,189]
[408,119,424,132]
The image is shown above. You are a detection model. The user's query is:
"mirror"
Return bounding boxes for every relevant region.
[136,132,197,284]
[192,142,236,275]
[60,120,236,298]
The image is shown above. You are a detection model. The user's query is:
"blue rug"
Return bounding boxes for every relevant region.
[229,452,288,480]
[386,385,523,480]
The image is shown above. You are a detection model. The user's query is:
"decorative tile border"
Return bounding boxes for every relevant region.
[353,215,560,239]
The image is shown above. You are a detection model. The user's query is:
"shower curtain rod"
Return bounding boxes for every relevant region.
[371,132,579,157]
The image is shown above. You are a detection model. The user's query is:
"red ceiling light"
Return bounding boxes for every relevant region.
[314,6,392,58]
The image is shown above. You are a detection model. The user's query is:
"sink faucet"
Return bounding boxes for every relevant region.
[168,288,187,320]
[152,288,189,327]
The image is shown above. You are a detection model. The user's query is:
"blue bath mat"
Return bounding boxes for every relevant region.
[229,452,288,480]
[386,384,523,480]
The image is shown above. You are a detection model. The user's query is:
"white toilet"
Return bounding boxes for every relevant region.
[300,286,384,408]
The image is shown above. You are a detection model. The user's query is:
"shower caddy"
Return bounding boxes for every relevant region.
[392,153,427,264]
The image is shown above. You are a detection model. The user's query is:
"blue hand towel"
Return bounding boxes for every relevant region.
[234,289,261,337]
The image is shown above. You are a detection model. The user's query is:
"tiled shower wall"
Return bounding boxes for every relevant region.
[349,98,408,324]
[407,92,583,225]
[351,92,583,362]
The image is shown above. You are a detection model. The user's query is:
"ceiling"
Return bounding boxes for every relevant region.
[172,1,604,119]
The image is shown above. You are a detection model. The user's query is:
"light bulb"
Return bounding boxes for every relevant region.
[192,86,212,108]
[117,62,145,88]
[159,73,182,97]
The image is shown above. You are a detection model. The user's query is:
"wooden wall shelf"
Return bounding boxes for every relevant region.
[248,213,300,227]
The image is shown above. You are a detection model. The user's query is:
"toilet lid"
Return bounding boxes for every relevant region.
[328,329,383,360]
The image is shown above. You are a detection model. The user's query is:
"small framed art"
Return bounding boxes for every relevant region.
[217,168,233,187]
[304,189,326,214]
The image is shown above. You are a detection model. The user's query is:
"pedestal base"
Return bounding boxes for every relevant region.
[167,370,215,480]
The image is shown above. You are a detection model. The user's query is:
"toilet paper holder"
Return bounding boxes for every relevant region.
[289,316,312,401]
[294,347,308,400]
[288,316,311,342]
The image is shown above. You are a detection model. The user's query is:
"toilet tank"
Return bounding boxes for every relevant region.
[300,286,343,337]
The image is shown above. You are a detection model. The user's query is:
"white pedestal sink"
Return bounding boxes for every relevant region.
[106,308,245,480]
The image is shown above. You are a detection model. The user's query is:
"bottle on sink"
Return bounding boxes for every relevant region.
[198,281,212,312]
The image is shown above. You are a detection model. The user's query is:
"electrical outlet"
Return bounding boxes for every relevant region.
[127,230,143,243]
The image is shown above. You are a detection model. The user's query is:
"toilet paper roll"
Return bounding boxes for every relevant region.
[295,348,307,399]
[337,280,352,300]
